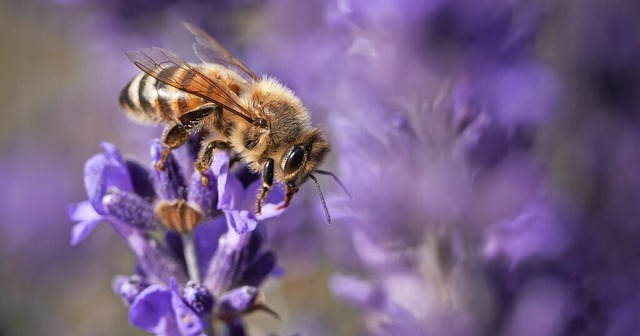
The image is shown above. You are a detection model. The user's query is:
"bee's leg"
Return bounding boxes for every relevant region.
[178,104,219,129]
[157,123,189,170]
[277,185,299,210]
[256,159,274,215]
[229,154,242,168]
[196,139,231,185]
[156,105,217,170]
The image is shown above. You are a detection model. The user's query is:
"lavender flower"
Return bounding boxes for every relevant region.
[52,0,640,334]
[69,139,283,335]
[317,0,581,335]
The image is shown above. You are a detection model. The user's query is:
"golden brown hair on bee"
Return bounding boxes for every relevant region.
[121,23,338,225]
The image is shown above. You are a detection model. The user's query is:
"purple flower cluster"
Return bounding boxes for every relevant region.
[68,139,282,335]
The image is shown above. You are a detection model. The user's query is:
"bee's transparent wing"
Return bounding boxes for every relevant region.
[184,22,259,81]
[126,47,254,124]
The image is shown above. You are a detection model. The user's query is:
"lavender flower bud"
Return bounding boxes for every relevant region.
[187,170,217,218]
[245,227,265,262]
[241,252,276,288]
[204,233,249,296]
[217,286,259,317]
[112,275,149,305]
[150,139,187,201]
[169,278,205,335]
[125,159,155,201]
[183,281,215,316]
[102,188,160,230]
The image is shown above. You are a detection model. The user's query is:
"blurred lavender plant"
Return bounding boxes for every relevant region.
[313,0,609,335]
[68,139,283,335]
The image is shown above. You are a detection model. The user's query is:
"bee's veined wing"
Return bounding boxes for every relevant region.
[184,22,259,81]
[126,47,255,124]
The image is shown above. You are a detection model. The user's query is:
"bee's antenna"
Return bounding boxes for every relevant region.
[313,169,352,199]
[309,174,331,224]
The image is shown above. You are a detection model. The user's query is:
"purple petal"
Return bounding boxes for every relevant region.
[219,174,244,211]
[84,143,133,214]
[83,154,113,215]
[238,180,262,211]
[212,151,240,210]
[254,203,287,221]
[70,218,103,246]
[217,286,259,316]
[101,142,133,185]
[210,150,231,179]
[68,201,103,245]
[129,285,178,335]
[100,142,124,161]
[68,200,99,222]
[224,210,257,235]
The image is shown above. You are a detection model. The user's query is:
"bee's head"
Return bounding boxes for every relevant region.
[280,127,330,188]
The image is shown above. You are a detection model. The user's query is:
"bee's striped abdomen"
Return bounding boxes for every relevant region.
[120,67,211,125]
[119,73,170,124]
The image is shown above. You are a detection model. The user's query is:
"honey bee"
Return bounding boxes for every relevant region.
[119,23,339,222]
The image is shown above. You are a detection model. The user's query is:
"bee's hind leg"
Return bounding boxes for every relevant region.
[196,139,231,185]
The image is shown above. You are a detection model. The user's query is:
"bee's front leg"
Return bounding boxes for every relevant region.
[256,158,274,215]
[196,139,231,185]
[278,185,299,210]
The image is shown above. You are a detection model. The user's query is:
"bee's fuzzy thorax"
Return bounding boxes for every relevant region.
[248,77,310,124]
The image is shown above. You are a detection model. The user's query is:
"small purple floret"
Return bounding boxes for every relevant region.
[183,281,215,316]
[113,274,150,305]
[217,286,259,316]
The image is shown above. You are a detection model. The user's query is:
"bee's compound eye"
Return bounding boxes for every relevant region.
[283,146,306,175]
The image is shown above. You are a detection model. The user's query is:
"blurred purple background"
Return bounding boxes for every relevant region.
[2,0,640,335]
